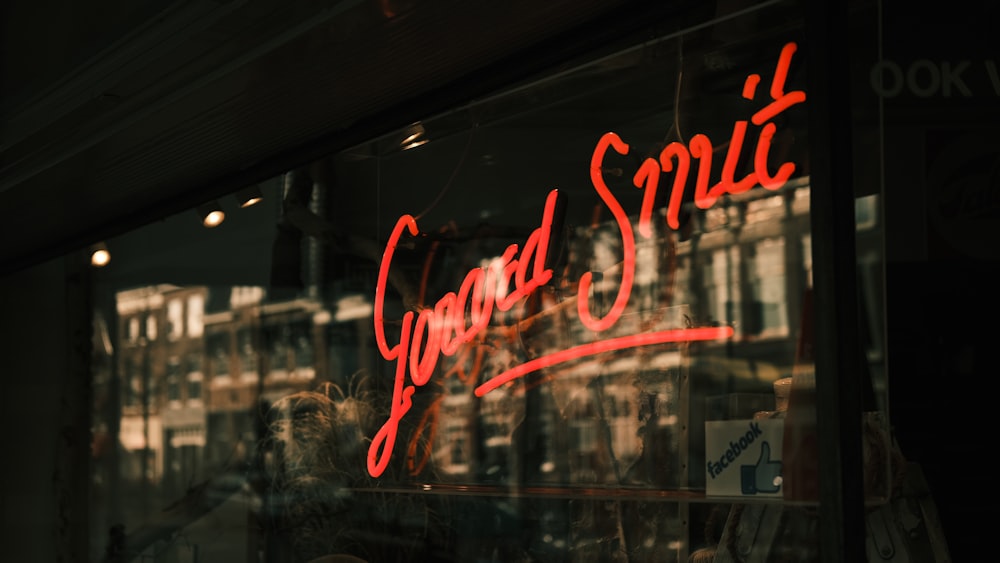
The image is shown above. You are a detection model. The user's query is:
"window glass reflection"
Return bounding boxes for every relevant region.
[85,3,891,561]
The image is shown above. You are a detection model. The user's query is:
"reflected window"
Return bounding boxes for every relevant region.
[215,348,230,378]
[231,286,264,308]
[292,322,314,376]
[856,194,879,231]
[187,294,204,338]
[672,255,692,313]
[268,325,288,376]
[746,192,786,224]
[124,358,140,406]
[239,329,257,378]
[187,373,203,404]
[186,354,203,403]
[208,333,230,379]
[705,249,728,326]
[128,317,140,343]
[167,298,183,340]
[802,233,813,288]
[146,314,157,342]
[570,420,597,453]
[167,358,182,404]
[750,237,789,337]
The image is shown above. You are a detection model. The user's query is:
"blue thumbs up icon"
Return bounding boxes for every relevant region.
[740,441,783,495]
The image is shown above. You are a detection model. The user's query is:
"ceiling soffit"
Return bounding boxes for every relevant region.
[0,0,713,275]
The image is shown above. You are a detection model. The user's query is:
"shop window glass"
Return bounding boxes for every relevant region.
[85,3,893,561]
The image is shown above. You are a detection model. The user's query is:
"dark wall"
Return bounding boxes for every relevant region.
[0,257,75,561]
[877,2,999,558]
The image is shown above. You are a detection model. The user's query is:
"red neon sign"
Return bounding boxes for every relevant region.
[366,42,803,478]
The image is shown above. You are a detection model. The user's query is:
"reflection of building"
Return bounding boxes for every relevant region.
[99,177,883,558]
[115,285,208,507]
[422,180,863,495]
[111,283,332,517]
[399,185,822,557]
[202,286,326,470]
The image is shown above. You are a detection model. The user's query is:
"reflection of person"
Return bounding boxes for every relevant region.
[258,384,377,562]
[257,380,446,562]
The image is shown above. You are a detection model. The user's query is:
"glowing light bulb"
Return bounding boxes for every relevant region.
[90,248,111,267]
[203,210,225,227]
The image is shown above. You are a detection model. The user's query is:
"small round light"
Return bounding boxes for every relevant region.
[400,122,427,150]
[235,185,264,208]
[203,210,225,227]
[91,248,111,267]
[197,200,226,227]
[401,138,429,151]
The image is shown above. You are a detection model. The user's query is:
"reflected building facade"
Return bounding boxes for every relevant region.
[91,170,876,560]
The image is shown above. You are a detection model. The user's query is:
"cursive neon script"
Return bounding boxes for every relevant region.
[635,41,805,233]
[368,190,560,477]
[366,41,803,478]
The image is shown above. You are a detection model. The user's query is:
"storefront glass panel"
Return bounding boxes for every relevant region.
[89,2,891,561]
